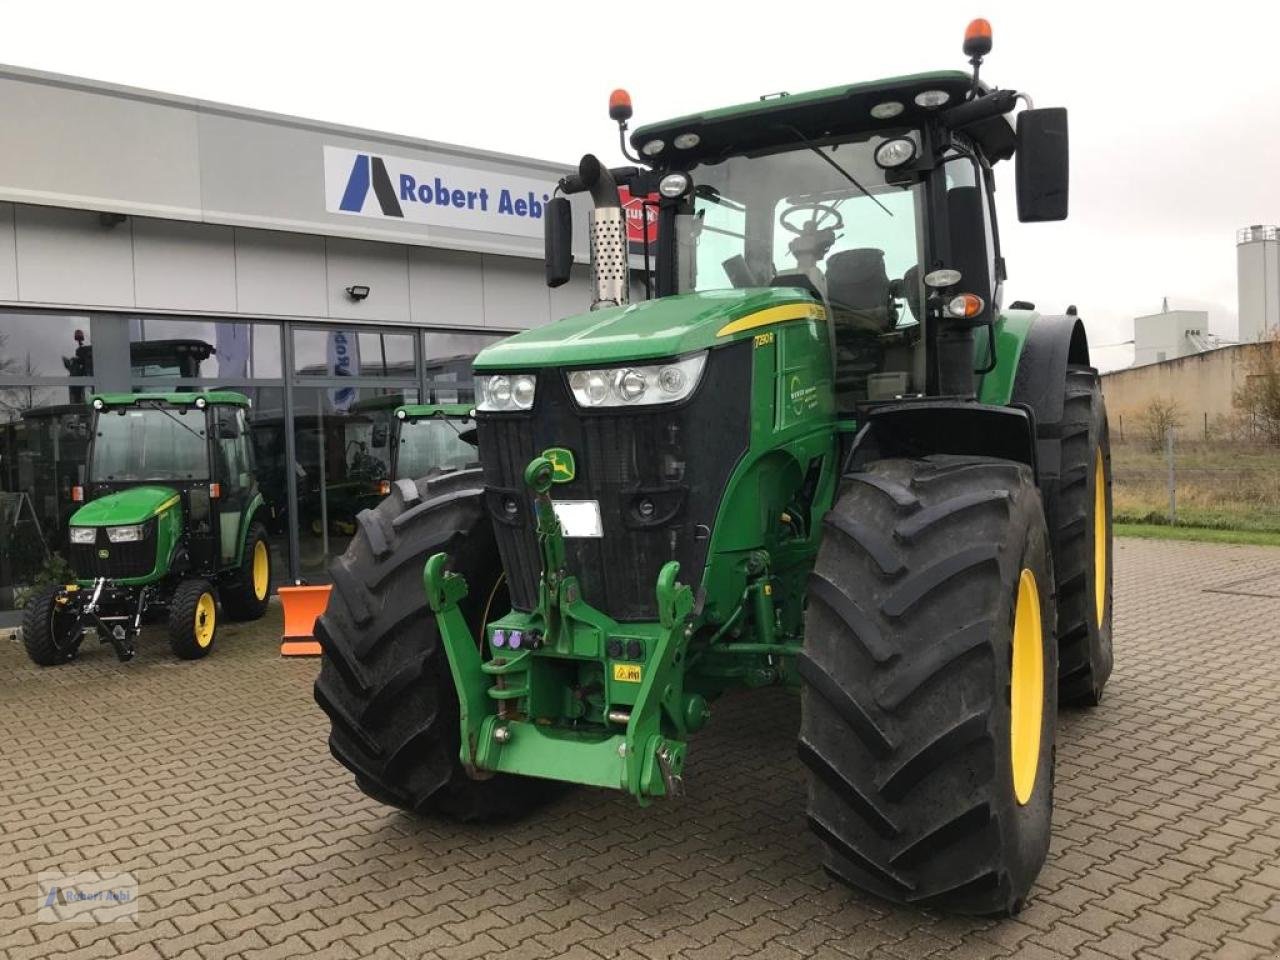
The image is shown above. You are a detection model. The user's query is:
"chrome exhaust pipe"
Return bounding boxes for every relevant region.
[578,154,629,311]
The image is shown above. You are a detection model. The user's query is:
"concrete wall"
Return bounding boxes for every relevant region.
[0,201,593,329]
[1101,343,1266,436]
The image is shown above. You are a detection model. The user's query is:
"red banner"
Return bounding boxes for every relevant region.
[619,186,659,250]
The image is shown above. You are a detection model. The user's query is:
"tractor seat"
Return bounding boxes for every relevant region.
[826,249,897,334]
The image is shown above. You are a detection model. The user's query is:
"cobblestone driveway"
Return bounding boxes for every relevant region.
[2,537,1279,959]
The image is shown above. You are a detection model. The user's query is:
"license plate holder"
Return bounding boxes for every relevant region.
[551,500,603,538]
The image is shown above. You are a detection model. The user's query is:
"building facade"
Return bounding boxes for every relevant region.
[0,65,594,615]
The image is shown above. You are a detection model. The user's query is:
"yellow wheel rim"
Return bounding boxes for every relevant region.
[1093,449,1107,626]
[252,540,269,601]
[1010,568,1044,806]
[195,592,216,648]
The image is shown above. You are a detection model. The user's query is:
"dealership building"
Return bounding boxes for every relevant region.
[0,64,593,615]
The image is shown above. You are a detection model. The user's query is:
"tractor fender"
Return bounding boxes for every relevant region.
[1010,314,1091,485]
[233,492,268,567]
[846,399,1038,476]
[1010,314,1091,431]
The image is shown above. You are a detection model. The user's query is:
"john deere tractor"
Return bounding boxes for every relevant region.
[23,392,273,664]
[315,21,1112,914]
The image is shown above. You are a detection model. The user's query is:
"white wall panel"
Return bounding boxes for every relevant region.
[325,237,410,323]
[14,206,135,307]
[133,218,236,312]
[235,228,327,318]
[409,247,485,328]
[0,203,17,301]
[482,254,549,330]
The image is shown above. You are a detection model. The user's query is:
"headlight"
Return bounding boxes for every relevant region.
[69,527,96,544]
[476,373,537,412]
[568,353,707,408]
[106,524,146,543]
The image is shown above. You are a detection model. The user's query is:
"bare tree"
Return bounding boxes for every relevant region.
[1233,333,1280,444]
[1139,396,1183,453]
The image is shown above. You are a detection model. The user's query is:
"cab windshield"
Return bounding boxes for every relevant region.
[89,406,210,482]
[677,129,926,323]
[675,130,928,406]
[394,418,478,480]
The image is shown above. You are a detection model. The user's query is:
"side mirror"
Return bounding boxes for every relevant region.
[1016,107,1069,222]
[544,195,573,288]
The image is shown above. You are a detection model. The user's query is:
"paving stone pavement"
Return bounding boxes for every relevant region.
[2,537,1280,960]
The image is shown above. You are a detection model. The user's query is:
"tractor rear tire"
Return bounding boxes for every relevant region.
[313,470,558,821]
[168,579,218,660]
[22,584,81,666]
[1046,368,1113,706]
[221,521,272,622]
[801,455,1057,915]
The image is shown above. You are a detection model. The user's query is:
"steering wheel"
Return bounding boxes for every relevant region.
[780,202,844,236]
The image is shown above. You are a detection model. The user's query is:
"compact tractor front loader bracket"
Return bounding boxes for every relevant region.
[424,456,694,803]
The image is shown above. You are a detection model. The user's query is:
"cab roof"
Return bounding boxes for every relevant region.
[632,70,980,167]
[89,391,251,409]
[395,403,474,420]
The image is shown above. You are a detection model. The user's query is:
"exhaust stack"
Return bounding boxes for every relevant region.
[578,154,629,311]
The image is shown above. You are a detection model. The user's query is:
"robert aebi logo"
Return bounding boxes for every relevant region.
[335,150,550,223]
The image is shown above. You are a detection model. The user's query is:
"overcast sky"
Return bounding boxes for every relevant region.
[2,0,1277,372]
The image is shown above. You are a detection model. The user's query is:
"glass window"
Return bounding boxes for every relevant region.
[290,385,417,578]
[0,389,91,615]
[293,329,416,379]
[679,130,925,302]
[0,312,92,380]
[395,416,479,480]
[128,317,282,380]
[422,331,507,403]
[89,405,210,482]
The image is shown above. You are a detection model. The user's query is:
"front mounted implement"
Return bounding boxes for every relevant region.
[425,455,704,802]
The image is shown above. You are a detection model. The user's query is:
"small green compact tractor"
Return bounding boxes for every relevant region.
[23,392,273,664]
[315,20,1113,915]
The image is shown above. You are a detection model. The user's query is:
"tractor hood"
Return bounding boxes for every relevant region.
[71,485,181,527]
[474,289,823,370]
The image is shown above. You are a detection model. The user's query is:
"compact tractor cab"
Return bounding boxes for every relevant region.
[316,21,1114,915]
[385,404,478,488]
[22,393,273,664]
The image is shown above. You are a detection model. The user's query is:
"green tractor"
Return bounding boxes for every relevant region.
[314,22,1112,914]
[22,392,273,664]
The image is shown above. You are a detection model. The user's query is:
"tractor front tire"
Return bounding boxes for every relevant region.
[221,521,272,622]
[313,471,557,821]
[1046,368,1114,706]
[22,584,81,666]
[168,579,218,660]
[802,456,1057,915]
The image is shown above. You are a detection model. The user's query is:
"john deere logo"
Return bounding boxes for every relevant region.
[97,548,109,559]
[542,448,575,483]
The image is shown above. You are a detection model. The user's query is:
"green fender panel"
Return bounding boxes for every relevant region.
[233,491,267,567]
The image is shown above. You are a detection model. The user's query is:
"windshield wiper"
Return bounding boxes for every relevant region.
[777,124,892,217]
[146,403,207,442]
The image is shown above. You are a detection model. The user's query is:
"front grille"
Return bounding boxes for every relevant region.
[68,523,158,580]
[478,341,752,621]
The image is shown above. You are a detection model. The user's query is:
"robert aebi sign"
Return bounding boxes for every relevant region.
[324,146,557,238]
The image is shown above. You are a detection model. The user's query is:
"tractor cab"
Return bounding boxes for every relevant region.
[546,23,1068,416]
[23,392,273,665]
[387,404,478,486]
[78,393,258,576]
